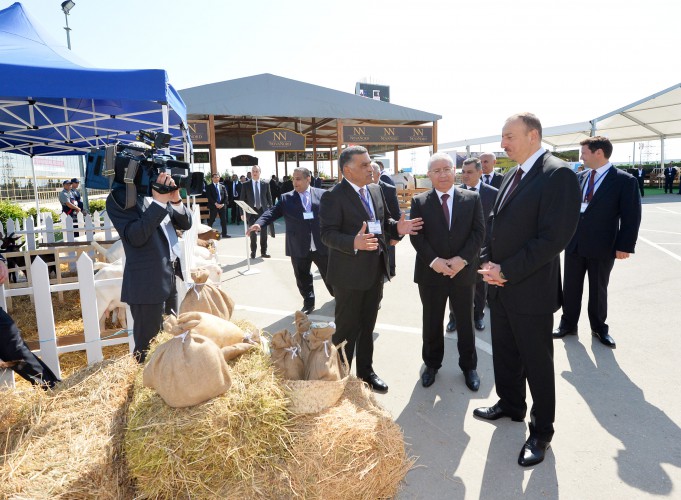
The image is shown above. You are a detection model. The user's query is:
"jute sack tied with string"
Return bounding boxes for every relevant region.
[164,311,245,348]
[294,310,312,363]
[270,329,305,380]
[304,321,342,381]
[180,268,234,319]
[143,332,232,408]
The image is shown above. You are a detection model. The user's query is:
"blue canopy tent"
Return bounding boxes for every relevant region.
[0,2,191,210]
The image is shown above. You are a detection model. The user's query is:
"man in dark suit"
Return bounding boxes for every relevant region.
[106,170,192,362]
[457,157,499,331]
[206,173,230,238]
[312,175,323,188]
[320,146,422,393]
[240,165,273,258]
[481,153,503,188]
[371,162,401,277]
[553,136,641,348]
[248,167,333,314]
[410,153,485,390]
[270,175,282,203]
[663,164,677,193]
[632,166,646,197]
[475,113,581,467]
[376,160,395,186]
[227,174,242,224]
[280,175,293,195]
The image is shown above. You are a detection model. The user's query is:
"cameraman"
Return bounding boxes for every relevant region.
[106,170,192,362]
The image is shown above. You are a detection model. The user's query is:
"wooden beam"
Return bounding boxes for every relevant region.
[312,118,318,176]
[432,121,438,153]
[336,120,343,180]
[394,146,399,173]
[209,114,217,174]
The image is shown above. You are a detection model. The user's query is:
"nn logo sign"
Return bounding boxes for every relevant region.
[342,125,433,145]
[252,128,306,151]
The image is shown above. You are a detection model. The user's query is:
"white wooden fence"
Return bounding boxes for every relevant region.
[0,202,202,389]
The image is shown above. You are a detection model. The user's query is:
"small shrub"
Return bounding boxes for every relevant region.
[0,201,28,226]
[26,207,60,224]
[88,199,106,213]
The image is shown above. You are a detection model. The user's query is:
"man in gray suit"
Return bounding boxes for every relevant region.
[240,165,273,258]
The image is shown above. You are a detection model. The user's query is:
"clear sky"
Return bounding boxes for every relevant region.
[11,0,681,175]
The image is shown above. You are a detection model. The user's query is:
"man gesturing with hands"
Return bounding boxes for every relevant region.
[410,153,485,390]
[320,146,422,393]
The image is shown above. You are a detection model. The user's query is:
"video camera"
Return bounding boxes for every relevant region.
[86,130,205,208]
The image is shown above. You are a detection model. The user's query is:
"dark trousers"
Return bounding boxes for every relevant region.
[229,203,241,224]
[332,260,383,378]
[637,178,644,197]
[388,244,396,276]
[419,283,477,371]
[664,177,673,193]
[489,295,555,441]
[291,251,332,307]
[448,279,486,321]
[207,204,228,236]
[560,252,615,334]
[0,307,59,388]
[129,264,178,362]
[247,209,267,254]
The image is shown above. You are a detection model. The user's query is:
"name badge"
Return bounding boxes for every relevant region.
[303,211,314,220]
[580,202,588,213]
[367,220,382,234]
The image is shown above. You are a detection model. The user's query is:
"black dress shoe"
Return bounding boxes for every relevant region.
[474,319,485,331]
[592,330,616,348]
[222,233,231,238]
[261,253,271,258]
[446,318,457,333]
[518,436,551,467]
[361,373,388,393]
[421,367,438,387]
[552,327,577,339]
[250,252,256,259]
[473,404,524,422]
[301,304,315,315]
[463,369,480,392]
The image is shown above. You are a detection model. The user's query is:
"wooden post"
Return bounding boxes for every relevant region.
[284,153,288,177]
[274,151,279,178]
[32,256,61,379]
[312,118,318,176]
[330,147,334,179]
[432,120,438,154]
[77,253,104,364]
[394,146,399,173]
[337,120,343,180]
[209,114,217,175]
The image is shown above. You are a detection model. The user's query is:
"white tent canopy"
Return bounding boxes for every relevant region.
[439,82,681,159]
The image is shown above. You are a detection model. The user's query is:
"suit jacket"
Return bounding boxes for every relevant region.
[565,167,641,259]
[378,180,401,220]
[227,181,242,203]
[312,177,323,188]
[463,182,498,255]
[486,152,581,315]
[664,167,677,180]
[206,182,228,206]
[320,179,400,290]
[106,188,192,305]
[410,187,485,287]
[255,188,328,258]
[239,179,272,211]
[379,173,395,186]
[483,172,503,189]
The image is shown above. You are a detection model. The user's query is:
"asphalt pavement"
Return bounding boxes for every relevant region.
[210,194,681,500]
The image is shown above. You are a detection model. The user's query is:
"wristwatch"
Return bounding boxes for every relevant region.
[462,259,469,266]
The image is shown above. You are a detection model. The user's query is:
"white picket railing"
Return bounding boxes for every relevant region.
[0,201,201,389]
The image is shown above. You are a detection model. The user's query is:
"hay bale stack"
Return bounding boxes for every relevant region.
[125,333,293,499]
[288,378,414,499]
[0,385,46,459]
[0,355,139,499]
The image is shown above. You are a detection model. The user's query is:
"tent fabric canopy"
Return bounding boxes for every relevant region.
[439,82,681,151]
[0,2,188,156]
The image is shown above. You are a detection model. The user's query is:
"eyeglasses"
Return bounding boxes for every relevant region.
[430,167,454,176]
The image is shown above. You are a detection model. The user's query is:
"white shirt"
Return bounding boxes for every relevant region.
[346,179,376,219]
[463,180,482,191]
[582,162,612,201]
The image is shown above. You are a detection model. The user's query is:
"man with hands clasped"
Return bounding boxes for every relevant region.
[409,153,485,390]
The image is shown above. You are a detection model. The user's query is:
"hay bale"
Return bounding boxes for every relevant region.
[0,385,46,459]
[125,333,293,499]
[0,355,139,499]
[288,378,414,499]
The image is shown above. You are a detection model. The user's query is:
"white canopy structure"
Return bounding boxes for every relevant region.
[439,82,681,166]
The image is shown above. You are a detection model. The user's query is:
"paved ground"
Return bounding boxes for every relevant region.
[209,194,681,500]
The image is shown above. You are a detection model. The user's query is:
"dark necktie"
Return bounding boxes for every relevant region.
[584,169,597,203]
[254,182,261,209]
[358,187,375,221]
[499,167,524,210]
[469,186,477,192]
[441,193,450,228]
[484,175,491,184]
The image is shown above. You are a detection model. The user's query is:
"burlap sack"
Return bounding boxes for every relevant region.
[180,270,234,319]
[305,322,342,381]
[270,329,305,380]
[171,311,244,348]
[222,342,255,361]
[294,311,312,363]
[143,333,232,408]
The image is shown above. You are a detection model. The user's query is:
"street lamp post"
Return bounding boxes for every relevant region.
[61,1,75,50]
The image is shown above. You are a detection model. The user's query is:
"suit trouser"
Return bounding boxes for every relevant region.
[332,258,383,378]
[129,263,178,362]
[637,178,644,197]
[388,244,396,275]
[448,279,486,322]
[559,252,615,335]
[664,178,674,193]
[291,251,333,306]
[207,204,228,235]
[229,203,241,223]
[419,283,477,371]
[247,209,267,254]
[0,307,60,388]
[489,295,555,441]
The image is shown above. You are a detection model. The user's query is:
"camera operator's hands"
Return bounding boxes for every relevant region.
[152,172,180,204]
